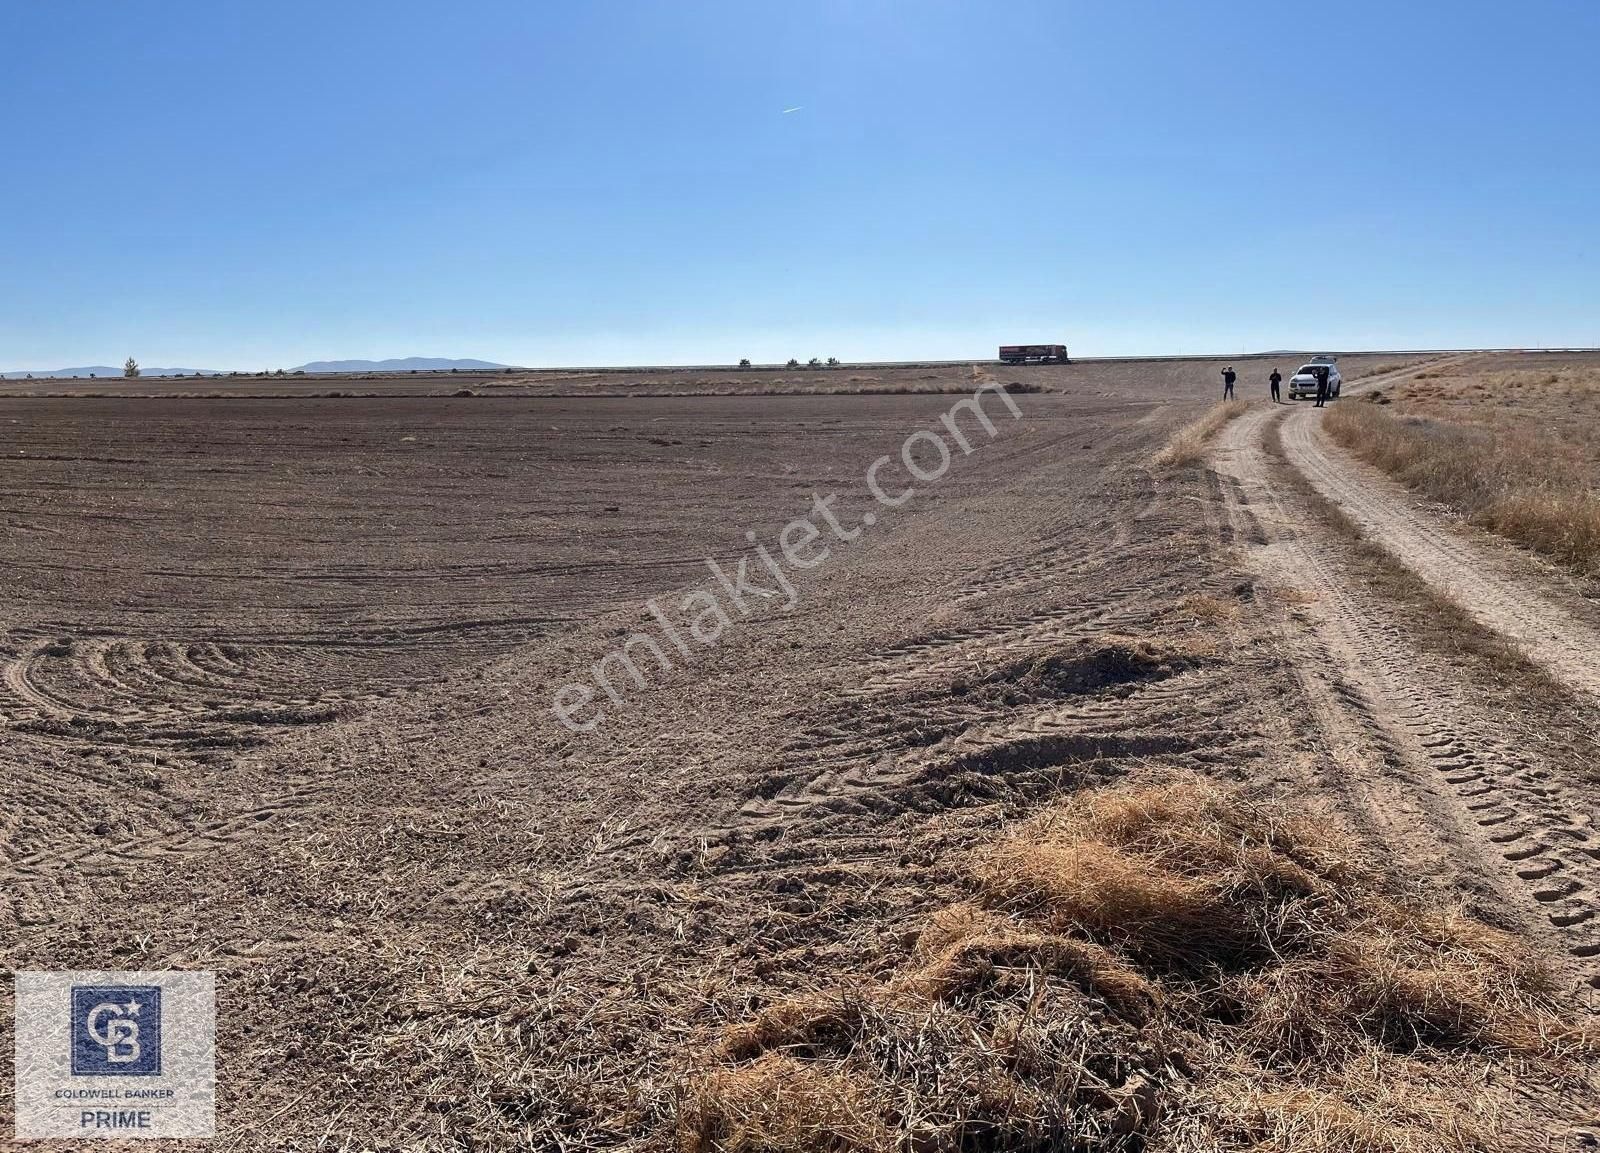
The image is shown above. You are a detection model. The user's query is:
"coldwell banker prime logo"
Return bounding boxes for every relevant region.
[72,986,162,1076]
[13,971,215,1139]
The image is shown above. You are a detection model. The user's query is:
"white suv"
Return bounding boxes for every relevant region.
[1289,356,1342,401]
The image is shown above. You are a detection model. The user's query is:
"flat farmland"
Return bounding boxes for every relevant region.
[2,356,1323,748]
[0,355,1405,763]
[13,351,1594,1152]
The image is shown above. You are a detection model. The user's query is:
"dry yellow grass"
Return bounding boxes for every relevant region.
[678,1054,891,1153]
[893,902,1160,1020]
[1177,592,1242,622]
[976,784,1345,969]
[1327,376,1600,575]
[1155,400,1248,466]
[678,778,1591,1152]
[1212,1051,1513,1153]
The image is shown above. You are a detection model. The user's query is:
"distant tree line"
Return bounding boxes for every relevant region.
[740,357,841,369]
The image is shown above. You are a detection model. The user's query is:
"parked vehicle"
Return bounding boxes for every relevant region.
[999,344,1069,364]
[1289,356,1342,400]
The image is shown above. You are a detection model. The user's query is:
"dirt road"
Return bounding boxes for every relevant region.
[1214,365,1600,1002]
[1280,374,1600,699]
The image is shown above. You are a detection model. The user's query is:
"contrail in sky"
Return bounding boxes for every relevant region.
[782,106,803,114]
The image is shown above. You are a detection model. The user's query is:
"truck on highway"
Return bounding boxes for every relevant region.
[1289,356,1342,401]
[999,344,1069,365]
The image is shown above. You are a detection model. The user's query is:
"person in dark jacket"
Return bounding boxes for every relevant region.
[1314,367,1330,407]
[1269,369,1282,403]
[1221,366,1236,400]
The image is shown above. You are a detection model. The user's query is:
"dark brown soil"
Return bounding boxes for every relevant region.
[13,351,1539,1151]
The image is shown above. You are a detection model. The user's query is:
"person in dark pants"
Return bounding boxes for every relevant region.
[1314,367,1329,407]
[1221,366,1236,400]
[1269,369,1282,403]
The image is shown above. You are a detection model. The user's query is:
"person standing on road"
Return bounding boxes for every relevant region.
[1221,366,1236,400]
[1269,368,1282,403]
[1314,367,1329,408]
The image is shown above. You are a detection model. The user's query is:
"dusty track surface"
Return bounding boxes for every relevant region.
[1215,365,1600,1003]
[1280,385,1600,699]
[10,352,1595,1148]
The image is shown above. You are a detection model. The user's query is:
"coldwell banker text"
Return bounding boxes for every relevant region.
[551,380,1025,732]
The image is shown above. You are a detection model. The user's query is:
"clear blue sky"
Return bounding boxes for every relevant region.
[4,0,1597,369]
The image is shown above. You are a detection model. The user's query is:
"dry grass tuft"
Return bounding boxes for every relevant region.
[1321,908,1594,1058]
[680,778,1592,1152]
[1482,489,1600,574]
[1155,400,1248,466]
[717,994,872,1063]
[947,636,1211,710]
[1264,585,1320,606]
[977,782,1350,970]
[982,636,1209,699]
[692,978,1154,1149]
[1177,592,1242,622]
[895,902,1160,1020]
[1211,1051,1511,1153]
[678,1054,892,1153]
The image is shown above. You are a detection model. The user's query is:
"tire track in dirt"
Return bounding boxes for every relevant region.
[1279,392,1600,701]
[727,666,1238,843]
[1214,396,1600,997]
[705,455,1253,877]
[0,619,549,759]
[1,748,343,925]
[849,467,1183,696]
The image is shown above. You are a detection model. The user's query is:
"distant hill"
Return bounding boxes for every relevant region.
[291,357,510,374]
[3,357,512,379]
[1,366,223,379]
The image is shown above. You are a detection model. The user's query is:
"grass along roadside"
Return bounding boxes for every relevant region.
[1323,392,1600,577]
[1154,400,1249,467]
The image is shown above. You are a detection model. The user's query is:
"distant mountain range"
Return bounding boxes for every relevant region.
[2,357,511,379]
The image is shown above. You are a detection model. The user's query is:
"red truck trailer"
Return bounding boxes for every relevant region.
[998,344,1069,364]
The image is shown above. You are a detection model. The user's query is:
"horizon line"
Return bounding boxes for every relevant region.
[5,345,1599,379]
